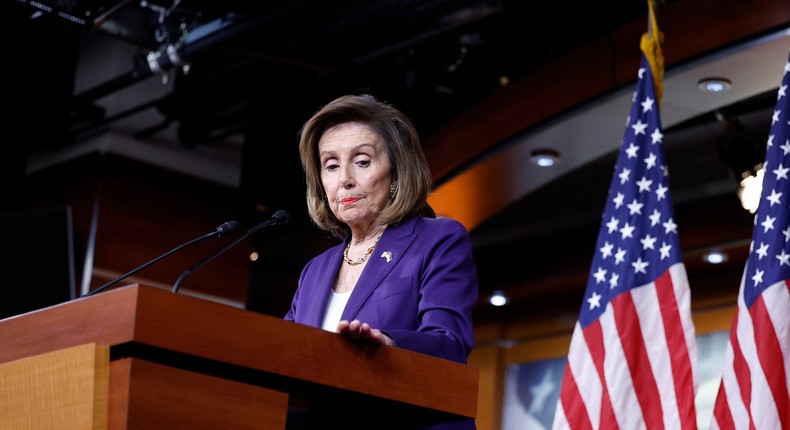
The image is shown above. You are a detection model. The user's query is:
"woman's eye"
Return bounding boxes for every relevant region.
[356,159,371,167]
[324,162,338,171]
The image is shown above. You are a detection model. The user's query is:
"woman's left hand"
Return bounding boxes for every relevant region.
[336,319,394,346]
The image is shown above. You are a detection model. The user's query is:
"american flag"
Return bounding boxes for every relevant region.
[710,53,790,430]
[552,29,699,430]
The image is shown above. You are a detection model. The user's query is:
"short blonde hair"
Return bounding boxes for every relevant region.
[299,94,433,239]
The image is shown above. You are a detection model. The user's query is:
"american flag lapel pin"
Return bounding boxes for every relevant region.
[381,251,392,263]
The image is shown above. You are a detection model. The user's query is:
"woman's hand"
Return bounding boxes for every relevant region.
[336,319,394,346]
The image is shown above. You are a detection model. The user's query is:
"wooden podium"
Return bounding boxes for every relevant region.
[0,284,478,429]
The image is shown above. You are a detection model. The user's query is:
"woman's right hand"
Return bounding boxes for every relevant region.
[336,319,394,346]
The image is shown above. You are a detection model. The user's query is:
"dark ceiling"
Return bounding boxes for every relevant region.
[1,0,654,172]
[2,0,788,327]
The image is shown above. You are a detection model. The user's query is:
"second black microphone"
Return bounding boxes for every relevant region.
[171,210,290,293]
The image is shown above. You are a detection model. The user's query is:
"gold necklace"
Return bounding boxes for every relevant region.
[343,235,382,266]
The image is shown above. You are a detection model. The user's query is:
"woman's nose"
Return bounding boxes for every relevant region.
[340,165,355,188]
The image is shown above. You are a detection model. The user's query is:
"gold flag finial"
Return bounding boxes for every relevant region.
[640,0,664,105]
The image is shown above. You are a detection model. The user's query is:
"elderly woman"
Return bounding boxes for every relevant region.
[284,94,478,428]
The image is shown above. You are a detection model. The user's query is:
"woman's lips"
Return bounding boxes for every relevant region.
[341,197,361,205]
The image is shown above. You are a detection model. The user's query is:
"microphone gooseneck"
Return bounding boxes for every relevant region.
[171,210,290,294]
[82,221,242,297]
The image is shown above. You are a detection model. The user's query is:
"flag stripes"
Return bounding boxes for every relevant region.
[555,264,698,429]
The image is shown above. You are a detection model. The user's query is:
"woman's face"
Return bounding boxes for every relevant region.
[318,122,392,231]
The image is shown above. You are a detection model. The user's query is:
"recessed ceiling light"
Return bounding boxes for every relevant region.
[702,249,729,264]
[698,78,732,93]
[530,149,561,167]
[489,290,508,306]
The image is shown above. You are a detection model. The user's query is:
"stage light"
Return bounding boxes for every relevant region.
[738,166,764,213]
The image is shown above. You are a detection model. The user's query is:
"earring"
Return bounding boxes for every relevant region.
[389,182,397,199]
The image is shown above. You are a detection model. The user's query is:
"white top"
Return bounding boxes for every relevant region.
[321,290,352,332]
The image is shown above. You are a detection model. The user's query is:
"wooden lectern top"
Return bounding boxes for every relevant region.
[0,284,478,426]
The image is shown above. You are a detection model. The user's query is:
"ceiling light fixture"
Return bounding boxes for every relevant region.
[702,249,729,264]
[698,77,732,93]
[530,148,561,167]
[489,290,508,307]
[715,112,765,213]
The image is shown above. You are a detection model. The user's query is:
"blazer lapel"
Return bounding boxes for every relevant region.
[341,217,419,321]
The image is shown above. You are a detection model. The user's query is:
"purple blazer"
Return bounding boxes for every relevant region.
[284,215,478,364]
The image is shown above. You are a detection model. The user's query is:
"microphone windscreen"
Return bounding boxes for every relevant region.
[217,221,241,236]
[271,210,290,225]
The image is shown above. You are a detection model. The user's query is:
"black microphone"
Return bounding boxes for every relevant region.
[171,210,290,293]
[82,221,241,297]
